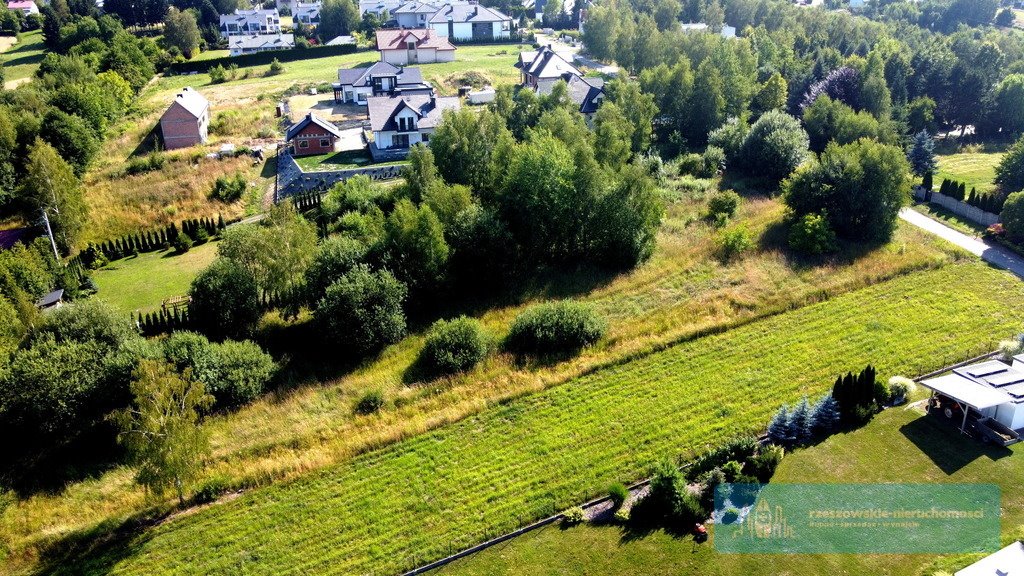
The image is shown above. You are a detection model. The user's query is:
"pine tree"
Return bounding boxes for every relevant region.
[218,213,225,229]
[767,404,792,445]
[788,396,812,446]
[810,394,841,436]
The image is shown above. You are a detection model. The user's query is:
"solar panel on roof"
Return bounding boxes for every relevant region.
[1002,383,1024,398]
[964,362,1009,378]
[987,372,1024,387]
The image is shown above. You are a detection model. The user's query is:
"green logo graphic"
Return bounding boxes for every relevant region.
[714,483,1000,553]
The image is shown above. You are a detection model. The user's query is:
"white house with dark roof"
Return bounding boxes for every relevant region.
[376,28,456,64]
[359,0,402,16]
[515,45,604,118]
[367,94,460,158]
[394,1,447,28]
[294,2,322,25]
[228,33,294,56]
[428,3,511,40]
[219,8,282,37]
[333,62,433,104]
[160,87,210,150]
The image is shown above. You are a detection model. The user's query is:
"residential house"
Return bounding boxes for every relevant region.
[428,3,511,41]
[36,289,64,312]
[160,87,210,150]
[367,94,460,158]
[219,9,282,37]
[376,28,456,64]
[333,61,433,104]
[680,21,737,38]
[294,2,322,26]
[325,35,357,45]
[6,0,38,16]
[516,45,604,118]
[228,33,295,56]
[394,1,446,28]
[286,113,343,156]
[919,356,1024,442]
[359,0,402,16]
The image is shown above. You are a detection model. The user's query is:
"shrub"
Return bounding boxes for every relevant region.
[1001,192,1024,243]
[504,301,607,356]
[721,460,743,482]
[718,225,753,261]
[613,507,630,523]
[729,478,762,507]
[676,153,703,177]
[745,445,784,482]
[193,476,231,504]
[314,265,407,356]
[707,189,740,221]
[686,437,758,481]
[887,376,916,404]
[608,482,629,509]
[788,212,838,255]
[193,227,210,244]
[700,146,726,177]
[562,506,585,525]
[210,173,247,202]
[416,316,488,378]
[354,390,385,415]
[267,58,284,76]
[174,232,194,254]
[189,258,261,340]
[1000,339,1024,362]
[873,378,892,405]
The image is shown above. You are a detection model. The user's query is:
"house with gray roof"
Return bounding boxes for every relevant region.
[394,1,446,28]
[515,45,604,118]
[228,33,294,56]
[219,8,282,37]
[333,62,433,104]
[428,3,511,40]
[367,94,461,159]
[160,87,210,150]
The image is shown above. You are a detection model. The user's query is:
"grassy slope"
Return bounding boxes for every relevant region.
[91,242,219,314]
[936,151,1003,195]
[437,406,1024,576]
[75,262,1024,575]
[1,194,969,574]
[1,30,45,85]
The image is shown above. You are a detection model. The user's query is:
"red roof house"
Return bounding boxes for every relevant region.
[285,113,344,156]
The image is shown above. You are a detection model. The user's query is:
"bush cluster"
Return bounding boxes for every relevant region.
[504,301,607,357]
[210,173,248,203]
[788,212,838,255]
[416,316,488,379]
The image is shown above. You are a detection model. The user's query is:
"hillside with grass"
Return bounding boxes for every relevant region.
[35,261,1024,575]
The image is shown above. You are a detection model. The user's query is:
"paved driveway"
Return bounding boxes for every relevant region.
[899,207,1024,279]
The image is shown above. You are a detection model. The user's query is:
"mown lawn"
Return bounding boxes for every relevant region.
[936,150,1003,195]
[436,406,1024,576]
[91,241,219,314]
[292,149,405,171]
[1,30,45,86]
[59,262,1024,575]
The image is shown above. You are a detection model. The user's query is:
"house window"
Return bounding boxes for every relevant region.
[298,140,309,148]
[421,133,429,143]
[394,134,410,148]
[320,139,330,147]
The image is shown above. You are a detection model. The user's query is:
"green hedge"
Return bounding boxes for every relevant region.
[166,43,361,74]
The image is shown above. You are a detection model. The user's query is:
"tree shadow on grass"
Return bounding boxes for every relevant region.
[30,512,159,576]
[899,414,1012,475]
[757,217,889,271]
[1,424,123,498]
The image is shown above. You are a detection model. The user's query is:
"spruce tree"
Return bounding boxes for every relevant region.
[767,404,792,445]
[810,394,841,436]
[788,397,812,446]
[218,213,225,229]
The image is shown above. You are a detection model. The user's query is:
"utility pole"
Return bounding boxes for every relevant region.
[40,208,60,261]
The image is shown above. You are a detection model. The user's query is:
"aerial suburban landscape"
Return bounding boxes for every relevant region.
[4,0,1024,574]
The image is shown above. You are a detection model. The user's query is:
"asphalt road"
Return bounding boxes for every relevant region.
[899,207,1024,280]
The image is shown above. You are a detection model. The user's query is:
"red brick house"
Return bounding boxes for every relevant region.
[286,113,344,156]
[160,87,210,150]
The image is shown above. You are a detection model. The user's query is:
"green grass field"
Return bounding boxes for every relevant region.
[91,242,219,314]
[292,149,405,171]
[437,406,1024,576]
[1,30,45,86]
[936,150,1003,195]
[59,262,1024,576]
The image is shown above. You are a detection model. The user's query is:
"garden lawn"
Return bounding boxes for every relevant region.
[1,30,45,87]
[436,405,1024,576]
[936,151,1003,196]
[70,262,1024,575]
[91,241,219,314]
[292,149,406,171]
